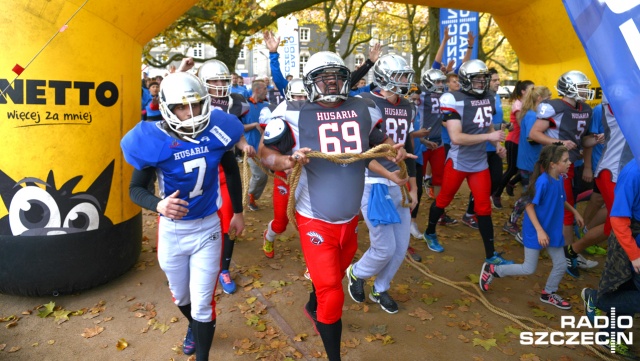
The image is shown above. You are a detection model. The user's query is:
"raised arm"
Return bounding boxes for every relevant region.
[264,30,288,96]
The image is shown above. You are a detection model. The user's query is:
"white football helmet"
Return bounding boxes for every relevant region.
[373,54,415,95]
[285,78,307,101]
[458,59,490,95]
[198,60,232,97]
[302,51,351,103]
[556,70,593,101]
[422,68,447,93]
[159,72,211,140]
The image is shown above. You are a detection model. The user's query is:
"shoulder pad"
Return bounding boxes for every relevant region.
[121,122,173,170]
[264,118,287,144]
[439,93,457,113]
[259,107,273,126]
[536,100,557,119]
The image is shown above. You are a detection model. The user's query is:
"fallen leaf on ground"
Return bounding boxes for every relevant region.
[342,338,360,348]
[38,302,56,318]
[519,353,541,361]
[0,315,17,322]
[81,326,105,338]
[115,338,128,351]
[53,310,72,323]
[532,309,555,320]
[467,274,480,284]
[293,333,307,342]
[504,326,521,335]
[408,308,434,321]
[473,338,497,351]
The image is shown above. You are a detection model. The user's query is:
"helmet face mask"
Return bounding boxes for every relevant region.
[422,68,447,93]
[458,59,490,95]
[285,78,307,101]
[373,54,415,96]
[556,71,593,101]
[198,60,232,98]
[303,52,351,103]
[159,72,211,140]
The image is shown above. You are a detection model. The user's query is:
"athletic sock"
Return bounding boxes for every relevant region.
[192,319,216,361]
[308,284,318,311]
[426,201,444,235]
[222,233,234,271]
[467,195,475,215]
[178,304,193,324]
[316,318,342,361]
[265,220,277,242]
[477,215,495,259]
[565,244,578,258]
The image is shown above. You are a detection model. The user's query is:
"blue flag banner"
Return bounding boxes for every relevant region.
[562,1,640,166]
[439,9,479,70]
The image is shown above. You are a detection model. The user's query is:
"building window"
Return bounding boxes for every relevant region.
[354,54,365,68]
[193,43,203,59]
[402,35,408,47]
[238,48,246,59]
[300,28,310,42]
[333,30,340,45]
[300,52,310,76]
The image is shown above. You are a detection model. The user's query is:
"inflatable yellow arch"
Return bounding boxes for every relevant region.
[0,0,593,296]
[403,0,600,99]
[0,0,197,296]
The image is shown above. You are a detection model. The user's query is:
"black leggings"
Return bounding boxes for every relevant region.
[411,162,424,219]
[495,141,521,197]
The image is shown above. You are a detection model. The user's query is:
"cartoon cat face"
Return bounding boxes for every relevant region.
[0,161,114,236]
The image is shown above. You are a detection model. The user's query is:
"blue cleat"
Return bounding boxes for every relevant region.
[423,232,444,253]
[485,251,514,265]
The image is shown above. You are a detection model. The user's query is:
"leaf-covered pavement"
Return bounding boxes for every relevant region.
[0,183,633,360]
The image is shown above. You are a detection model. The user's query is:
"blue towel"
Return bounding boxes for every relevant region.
[367,183,401,227]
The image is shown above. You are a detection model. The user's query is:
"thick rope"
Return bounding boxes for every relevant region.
[403,254,622,361]
[241,152,251,209]
[240,153,288,209]
[286,144,412,228]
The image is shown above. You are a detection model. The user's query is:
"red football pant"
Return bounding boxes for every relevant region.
[271,171,289,234]
[436,159,492,216]
[421,146,445,186]
[296,212,358,324]
[595,169,616,236]
[216,165,232,234]
[563,164,576,226]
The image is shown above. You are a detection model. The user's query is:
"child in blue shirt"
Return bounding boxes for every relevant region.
[480,143,584,309]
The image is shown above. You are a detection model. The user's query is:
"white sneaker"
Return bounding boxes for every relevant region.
[410,222,424,239]
[515,231,524,245]
[577,254,598,269]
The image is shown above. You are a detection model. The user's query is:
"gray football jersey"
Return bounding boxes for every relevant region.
[440,90,495,172]
[595,103,633,182]
[536,99,592,163]
[358,92,415,179]
[269,97,385,223]
[419,90,444,142]
[210,93,249,118]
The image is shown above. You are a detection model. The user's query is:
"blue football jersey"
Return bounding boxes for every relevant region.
[121,110,244,219]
